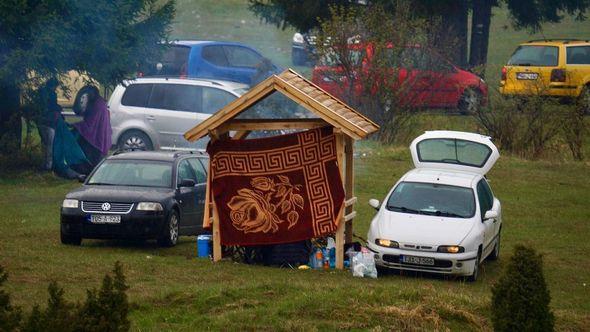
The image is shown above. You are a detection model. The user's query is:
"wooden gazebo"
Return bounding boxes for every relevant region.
[184,69,379,269]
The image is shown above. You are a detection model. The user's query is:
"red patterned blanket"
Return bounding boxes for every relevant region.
[207,127,345,246]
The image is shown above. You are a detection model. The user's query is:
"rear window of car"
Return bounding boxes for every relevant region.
[160,46,191,75]
[507,45,559,66]
[121,84,153,107]
[148,84,202,113]
[566,46,590,64]
[417,138,492,168]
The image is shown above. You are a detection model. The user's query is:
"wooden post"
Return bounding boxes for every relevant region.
[212,200,222,262]
[345,136,354,244]
[335,133,346,269]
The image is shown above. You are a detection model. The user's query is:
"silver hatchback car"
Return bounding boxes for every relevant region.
[109,77,248,151]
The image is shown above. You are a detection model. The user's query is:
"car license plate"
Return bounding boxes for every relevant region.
[401,255,435,266]
[516,72,538,80]
[90,214,121,224]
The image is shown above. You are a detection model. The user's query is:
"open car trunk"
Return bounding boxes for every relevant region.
[409,131,499,175]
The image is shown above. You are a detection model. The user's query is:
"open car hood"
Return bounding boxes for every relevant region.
[409,130,499,176]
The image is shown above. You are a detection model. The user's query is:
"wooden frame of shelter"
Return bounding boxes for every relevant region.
[184,69,379,269]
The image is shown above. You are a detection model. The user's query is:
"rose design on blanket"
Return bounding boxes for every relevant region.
[227,176,304,234]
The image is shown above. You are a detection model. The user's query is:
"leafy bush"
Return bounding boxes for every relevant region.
[474,93,587,160]
[491,245,554,332]
[0,262,129,332]
[314,3,449,144]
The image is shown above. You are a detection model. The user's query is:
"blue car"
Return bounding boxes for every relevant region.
[148,40,281,86]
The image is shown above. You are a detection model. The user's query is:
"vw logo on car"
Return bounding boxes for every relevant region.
[101,202,111,211]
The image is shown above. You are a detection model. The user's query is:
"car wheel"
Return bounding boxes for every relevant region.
[158,210,179,247]
[580,85,590,115]
[466,250,481,282]
[60,230,81,246]
[118,130,153,151]
[489,230,501,261]
[458,88,481,115]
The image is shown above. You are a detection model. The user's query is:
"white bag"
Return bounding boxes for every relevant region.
[351,251,378,278]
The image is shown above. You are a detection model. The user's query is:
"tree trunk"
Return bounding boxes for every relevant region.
[437,0,469,68]
[0,84,22,154]
[469,0,493,76]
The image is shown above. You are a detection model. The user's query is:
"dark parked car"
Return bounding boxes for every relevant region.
[60,151,208,247]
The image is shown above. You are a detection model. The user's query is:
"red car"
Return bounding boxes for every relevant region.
[311,44,487,113]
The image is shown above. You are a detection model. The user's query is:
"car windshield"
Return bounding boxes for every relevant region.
[386,182,475,218]
[507,45,559,66]
[88,160,173,188]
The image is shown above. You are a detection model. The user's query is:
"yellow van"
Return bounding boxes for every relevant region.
[500,39,590,109]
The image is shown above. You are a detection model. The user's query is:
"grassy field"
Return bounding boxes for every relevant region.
[1,123,590,330]
[2,1,590,331]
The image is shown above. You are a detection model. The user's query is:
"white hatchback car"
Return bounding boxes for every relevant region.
[367,131,501,281]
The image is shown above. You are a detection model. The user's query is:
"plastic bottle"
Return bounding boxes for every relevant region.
[315,249,323,269]
[322,248,330,269]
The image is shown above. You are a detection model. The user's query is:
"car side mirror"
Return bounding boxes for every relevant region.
[368,199,380,210]
[178,179,196,188]
[484,210,498,220]
[78,175,87,183]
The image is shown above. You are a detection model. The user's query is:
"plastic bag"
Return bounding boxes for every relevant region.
[350,250,378,278]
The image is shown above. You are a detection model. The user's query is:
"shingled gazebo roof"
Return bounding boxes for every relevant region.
[184,69,379,141]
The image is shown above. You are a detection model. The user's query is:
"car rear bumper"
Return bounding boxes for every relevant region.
[500,82,581,97]
[61,208,166,239]
[367,242,477,276]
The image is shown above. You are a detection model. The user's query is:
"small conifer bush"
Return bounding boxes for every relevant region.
[0,262,129,332]
[491,245,554,332]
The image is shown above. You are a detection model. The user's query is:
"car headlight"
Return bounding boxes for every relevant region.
[136,202,163,211]
[437,245,465,253]
[375,238,399,248]
[293,32,304,44]
[62,199,79,209]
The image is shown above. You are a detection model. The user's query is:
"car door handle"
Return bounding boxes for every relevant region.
[146,115,156,121]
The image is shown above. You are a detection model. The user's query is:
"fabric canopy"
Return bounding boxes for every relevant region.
[207,127,345,246]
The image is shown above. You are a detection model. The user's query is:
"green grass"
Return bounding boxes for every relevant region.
[2,121,590,330]
[2,1,590,330]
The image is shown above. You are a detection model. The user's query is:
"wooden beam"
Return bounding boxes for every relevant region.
[232,130,251,140]
[344,211,357,222]
[345,197,357,207]
[282,69,379,130]
[212,200,222,262]
[345,136,354,244]
[219,118,328,132]
[335,133,346,270]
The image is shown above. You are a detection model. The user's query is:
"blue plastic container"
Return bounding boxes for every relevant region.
[197,234,212,257]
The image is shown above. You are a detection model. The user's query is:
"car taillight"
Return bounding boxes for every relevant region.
[550,69,566,82]
[501,67,506,81]
[137,72,144,78]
